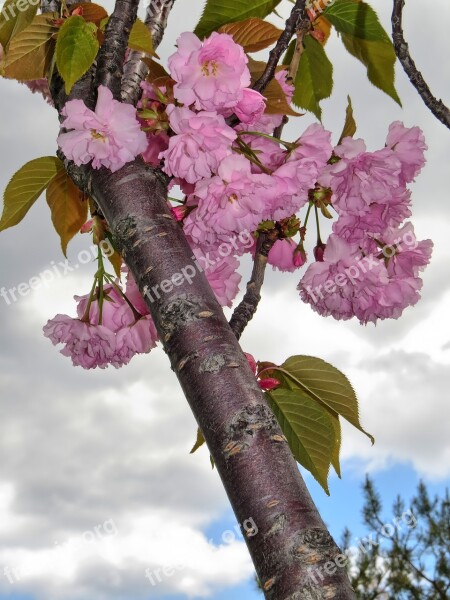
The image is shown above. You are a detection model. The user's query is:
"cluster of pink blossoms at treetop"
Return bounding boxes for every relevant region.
[51,30,433,368]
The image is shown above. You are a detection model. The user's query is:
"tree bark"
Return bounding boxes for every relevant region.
[65,158,357,599]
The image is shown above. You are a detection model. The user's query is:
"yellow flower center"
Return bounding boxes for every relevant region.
[228,193,239,204]
[90,129,107,141]
[201,60,218,77]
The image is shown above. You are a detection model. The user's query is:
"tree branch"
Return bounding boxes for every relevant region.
[253,0,310,94]
[121,0,176,105]
[392,0,450,129]
[95,0,140,98]
[229,233,276,340]
[56,156,356,599]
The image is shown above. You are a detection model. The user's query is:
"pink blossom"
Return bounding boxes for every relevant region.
[58,86,147,172]
[113,316,158,366]
[386,121,427,184]
[299,232,431,324]
[320,137,403,216]
[276,69,295,104]
[184,155,272,247]
[379,223,433,278]
[124,270,151,316]
[142,131,170,166]
[266,124,332,220]
[234,88,266,125]
[289,123,333,167]
[75,285,134,331]
[200,253,242,307]
[298,234,390,323]
[160,105,236,183]
[168,32,250,112]
[43,315,117,369]
[268,239,306,272]
[236,134,284,174]
[332,187,412,254]
[249,70,295,133]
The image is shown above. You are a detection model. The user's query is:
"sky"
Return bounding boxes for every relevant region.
[0,0,449,599]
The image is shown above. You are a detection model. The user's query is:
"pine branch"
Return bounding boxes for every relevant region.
[392,0,450,129]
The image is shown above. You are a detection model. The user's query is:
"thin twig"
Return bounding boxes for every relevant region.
[96,0,140,99]
[121,0,176,105]
[253,0,310,94]
[229,233,276,340]
[288,29,306,82]
[392,0,450,129]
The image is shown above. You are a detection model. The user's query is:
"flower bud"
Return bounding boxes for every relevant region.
[313,241,327,262]
[259,378,281,391]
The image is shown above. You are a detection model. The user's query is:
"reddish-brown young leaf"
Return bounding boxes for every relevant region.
[219,17,282,52]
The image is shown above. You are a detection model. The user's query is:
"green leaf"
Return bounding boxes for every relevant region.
[292,35,333,119]
[267,388,336,494]
[0,0,38,50]
[341,33,401,105]
[282,39,295,66]
[218,17,282,53]
[330,414,342,478]
[190,427,206,454]
[0,157,63,233]
[3,13,58,81]
[46,169,88,256]
[128,17,155,55]
[338,94,356,144]
[324,0,390,42]
[194,0,282,40]
[281,355,374,444]
[56,15,99,94]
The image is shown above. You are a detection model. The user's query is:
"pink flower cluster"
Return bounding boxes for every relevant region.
[47,28,433,370]
[44,281,158,369]
[299,123,432,323]
[58,86,147,172]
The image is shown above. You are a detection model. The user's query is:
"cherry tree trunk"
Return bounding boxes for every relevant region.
[77,159,357,599]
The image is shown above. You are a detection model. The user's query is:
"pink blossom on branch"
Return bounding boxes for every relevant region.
[267,239,306,272]
[57,86,147,172]
[183,154,273,248]
[386,121,427,184]
[233,88,266,125]
[320,138,403,216]
[168,32,250,112]
[298,231,432,324]
[43,315,117,370]
[44,280,159,369]
[160,105,236,183]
